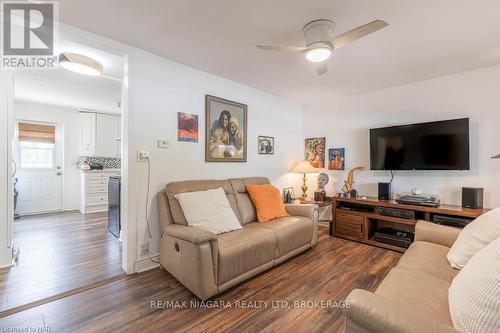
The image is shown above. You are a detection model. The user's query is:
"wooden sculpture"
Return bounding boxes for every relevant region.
[342,166,364,193]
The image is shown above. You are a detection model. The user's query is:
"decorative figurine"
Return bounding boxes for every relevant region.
[342,166,364,194]
[315,172,329,202]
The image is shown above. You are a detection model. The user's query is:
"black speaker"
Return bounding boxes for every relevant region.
[378,182,391,200]
[462,187,483,209]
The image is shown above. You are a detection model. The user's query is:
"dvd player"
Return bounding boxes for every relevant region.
[433,214,473,227]
[396,195,440,207]
[374,228,414,248]
[374,207,415,220]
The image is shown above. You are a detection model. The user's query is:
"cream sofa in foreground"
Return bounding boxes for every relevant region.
[157,177,319,300]
[344,221,462,333]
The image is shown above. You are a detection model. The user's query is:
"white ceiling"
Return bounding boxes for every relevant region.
[14,39,123,112]
[58,0,500,105]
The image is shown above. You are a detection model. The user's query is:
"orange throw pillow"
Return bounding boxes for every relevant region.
[245,184,289,223]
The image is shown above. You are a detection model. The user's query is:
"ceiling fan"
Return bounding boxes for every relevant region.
[257,19,388,76]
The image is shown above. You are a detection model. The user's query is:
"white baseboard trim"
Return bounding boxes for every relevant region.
[135,253,160,273]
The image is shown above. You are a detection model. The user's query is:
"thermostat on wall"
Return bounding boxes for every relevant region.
[157,140,169,148]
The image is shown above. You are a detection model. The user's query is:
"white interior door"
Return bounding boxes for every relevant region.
[14,121,63,215]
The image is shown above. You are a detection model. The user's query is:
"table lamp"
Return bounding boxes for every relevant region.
[291,160,318,198]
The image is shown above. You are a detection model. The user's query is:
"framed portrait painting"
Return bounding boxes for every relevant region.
[258,136,274,155]
[305,137,325,168]
[328,148,345,170]
[205,95,247,162]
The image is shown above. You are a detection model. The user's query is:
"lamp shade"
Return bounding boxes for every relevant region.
[291,160,318,173]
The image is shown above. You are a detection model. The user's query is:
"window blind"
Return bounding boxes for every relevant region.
[18,122,56,143]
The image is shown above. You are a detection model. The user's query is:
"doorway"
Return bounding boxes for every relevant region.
[0,39,127,315]
[14,121,63,215]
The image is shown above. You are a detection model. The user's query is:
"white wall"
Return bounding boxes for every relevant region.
[303,65,500,208]
[14,101,81,211]
[127,50,304,263]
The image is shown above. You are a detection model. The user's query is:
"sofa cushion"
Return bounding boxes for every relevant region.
[174,188,242,235]
[447,206,500,269]
[397,241,459,282]
[449,236,500,333]
[217,224,276,284]
[375,266,453,325]
[247,216,313,258]
[165,179,241,225]
[245,184,289,223]
[229,177,270,225]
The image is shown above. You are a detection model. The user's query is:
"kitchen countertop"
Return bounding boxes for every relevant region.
[81,168,121,173]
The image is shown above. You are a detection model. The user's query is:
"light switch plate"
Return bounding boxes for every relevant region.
[157,139,169,148]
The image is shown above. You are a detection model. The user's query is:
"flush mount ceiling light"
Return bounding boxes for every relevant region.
[58,53,103,76]
[305,42,332,62]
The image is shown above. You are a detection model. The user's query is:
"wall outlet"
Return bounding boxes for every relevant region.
[157,139,169,148]
[137,150,149,161]
[140,242,149,255]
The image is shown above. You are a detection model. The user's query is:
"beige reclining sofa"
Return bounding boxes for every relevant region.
[344,221,463,333]
[157,177,319,300]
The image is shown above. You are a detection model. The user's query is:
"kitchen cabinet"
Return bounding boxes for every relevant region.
[96,113,120,157]
[79,112,96,156]
[79,111,120,157]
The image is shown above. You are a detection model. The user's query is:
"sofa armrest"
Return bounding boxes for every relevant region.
[164,224,217,245]
[344,289,459,333]
[414,221,461,248]
[285,203,319,221]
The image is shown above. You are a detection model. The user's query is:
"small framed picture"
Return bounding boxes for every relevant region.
[282,187,296,203]
[328,148,345,170]
[258,136,274,155]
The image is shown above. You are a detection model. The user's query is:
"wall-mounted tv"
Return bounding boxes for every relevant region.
[370,118,470,170]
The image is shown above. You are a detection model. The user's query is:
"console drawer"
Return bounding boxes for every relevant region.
[335,210,364,239]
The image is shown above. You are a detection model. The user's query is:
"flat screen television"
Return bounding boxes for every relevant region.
[370,118,470,170]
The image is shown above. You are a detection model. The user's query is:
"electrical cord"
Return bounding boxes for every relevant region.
[389,170,397,185]
[144,156,160,264]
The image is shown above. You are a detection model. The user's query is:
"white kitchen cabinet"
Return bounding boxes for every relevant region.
[96,113,120,157]
[80,170,120,213]
[79,111,120,157]
[79,112,96,156]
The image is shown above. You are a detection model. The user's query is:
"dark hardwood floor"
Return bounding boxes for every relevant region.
[0,211,124,314]
[1,227,401,333]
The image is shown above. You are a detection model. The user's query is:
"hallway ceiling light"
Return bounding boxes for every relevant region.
[58,53,103,76]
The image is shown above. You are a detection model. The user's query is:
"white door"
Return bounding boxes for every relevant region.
[79,112,96,156]
[96,113,120,157]
[14,121,63,215]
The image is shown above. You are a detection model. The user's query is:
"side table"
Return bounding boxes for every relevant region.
[292,198,333,235]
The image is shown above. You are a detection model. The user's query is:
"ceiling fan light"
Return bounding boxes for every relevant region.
[305,47,332,63]
[58,53,103,76]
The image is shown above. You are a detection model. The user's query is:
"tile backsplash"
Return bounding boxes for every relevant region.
[84,156,121,169]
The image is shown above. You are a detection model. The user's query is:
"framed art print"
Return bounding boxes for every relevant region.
[205,95,247,162]
[177,112,199,142]
[305,137,325,168]
[328,148,345,170]
[258,136,274,155]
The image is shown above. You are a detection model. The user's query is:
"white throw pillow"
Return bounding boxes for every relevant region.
[447,207,500,269]
[449,236,500,333]
[174,187,242,235]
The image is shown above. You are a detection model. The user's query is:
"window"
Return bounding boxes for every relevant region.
[18,122,56,169]
[19,141,55,169]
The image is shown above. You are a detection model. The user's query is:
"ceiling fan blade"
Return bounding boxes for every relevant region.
[314,62,327,76]
[330,20,388,50]
[257,45,307,53]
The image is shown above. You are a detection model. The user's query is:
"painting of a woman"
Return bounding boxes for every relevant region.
[305,137,326,168]
[206,95,247,162]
